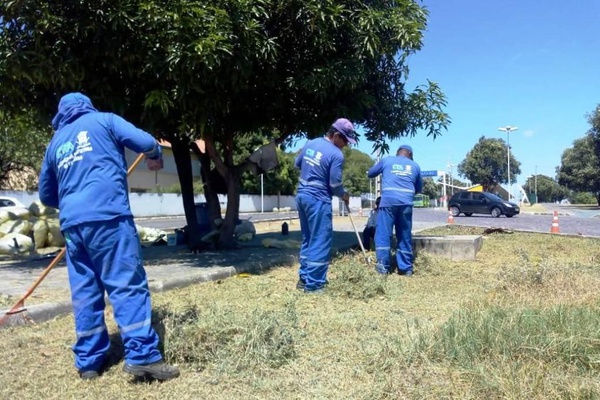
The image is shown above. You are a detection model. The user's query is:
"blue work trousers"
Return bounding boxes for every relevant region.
[63,216,162,372]
[296,193,332,291]
[374,205,414,274]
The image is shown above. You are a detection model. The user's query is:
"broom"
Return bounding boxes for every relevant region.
[0,153,146,328]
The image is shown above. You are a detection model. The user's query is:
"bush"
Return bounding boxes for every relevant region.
[570,191,597,205]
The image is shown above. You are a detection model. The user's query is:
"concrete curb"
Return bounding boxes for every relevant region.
[0,300,72,328]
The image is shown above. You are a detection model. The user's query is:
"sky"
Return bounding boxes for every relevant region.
[352,0,600,199]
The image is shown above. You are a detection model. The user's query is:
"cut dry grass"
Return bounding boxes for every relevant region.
[1,226,600,399]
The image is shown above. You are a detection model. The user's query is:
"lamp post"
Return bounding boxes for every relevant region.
[447,163,456,195]
[534,165,538,199]
[498,126,518,200]
[527,173,538,204]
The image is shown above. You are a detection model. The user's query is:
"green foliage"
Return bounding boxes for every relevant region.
[523,174,569,203]
[557,134,600,205]
[0,0,449,148]
[421,177,440,199]
[241,149,299,195]
[458,136,522,191]
[342,147,376,194]
[587,104,600,170]
[570,191,598,205]
[0,111,52,189]
[1,0,451,242]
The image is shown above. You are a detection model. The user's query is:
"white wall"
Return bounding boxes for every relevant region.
[1,190,361,217]
[125,147,201,191]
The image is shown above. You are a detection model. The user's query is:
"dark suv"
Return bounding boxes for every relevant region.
[448,191,520,218]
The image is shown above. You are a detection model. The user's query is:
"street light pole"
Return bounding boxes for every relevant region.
[534,165,538,199]
[498,126,518,201]
[447,163,456,195]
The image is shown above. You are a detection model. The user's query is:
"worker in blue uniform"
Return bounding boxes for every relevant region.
[39,93,180,381]
[367,145,422,276]
[294,118,357,292]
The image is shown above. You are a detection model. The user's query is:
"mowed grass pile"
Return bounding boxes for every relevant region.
[1,226,600,399]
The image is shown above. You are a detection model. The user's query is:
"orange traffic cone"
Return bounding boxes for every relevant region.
[550,211,560,233]
[447,210,455,224]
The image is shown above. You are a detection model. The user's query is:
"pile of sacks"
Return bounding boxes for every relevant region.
[199,218,257,244]
[0,201,63,256]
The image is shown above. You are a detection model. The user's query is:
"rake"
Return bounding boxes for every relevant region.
[0,153,145,328]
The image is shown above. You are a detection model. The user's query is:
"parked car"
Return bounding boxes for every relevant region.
[448,191,520,218]
[0,196,29,214]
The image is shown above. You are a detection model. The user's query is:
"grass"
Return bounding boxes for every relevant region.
[1,226,600,399]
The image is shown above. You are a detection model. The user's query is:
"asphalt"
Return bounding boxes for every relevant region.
[0,217,448,328]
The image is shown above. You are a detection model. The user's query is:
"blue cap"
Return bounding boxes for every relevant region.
[331,118,357,145]
[398,144,413,154]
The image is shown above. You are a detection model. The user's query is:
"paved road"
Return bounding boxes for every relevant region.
[539,203,600,219]
[137,207,599,238]
[137,212,299,230]
[412,208,600,238]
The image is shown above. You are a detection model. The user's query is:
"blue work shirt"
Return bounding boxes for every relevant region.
[367,155,423,207]
[295,137,347,203]
[39,93,161,230]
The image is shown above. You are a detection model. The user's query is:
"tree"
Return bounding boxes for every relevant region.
[523,174,569,203]
[557,135,600,205]
[587,104,600,169]
[421,177,440,199]
[0,111,52,189]
[341,148,376,195]
[241,149,299,196]
[458,136,521,191]
[1,0,450,248]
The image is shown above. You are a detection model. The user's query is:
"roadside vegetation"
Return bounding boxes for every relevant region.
[1,226,599,399]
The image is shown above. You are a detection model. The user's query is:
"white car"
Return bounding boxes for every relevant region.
[0,196,29,214]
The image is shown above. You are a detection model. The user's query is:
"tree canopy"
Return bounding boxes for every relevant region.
[0,111,52,189]
[523,174,569,203]
[457,136,521,191]
[341,148,376,195]
[557,134,600,205]
[1,0,450,247]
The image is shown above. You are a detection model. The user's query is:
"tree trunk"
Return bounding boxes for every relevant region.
[219,169,241,249]
[170,137,203,249]
[191,143,222,227]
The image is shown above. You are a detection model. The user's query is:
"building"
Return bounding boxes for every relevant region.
[125,140,203,192]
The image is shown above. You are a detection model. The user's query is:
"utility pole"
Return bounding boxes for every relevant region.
[447,163,457,195]
[534,165,538,200]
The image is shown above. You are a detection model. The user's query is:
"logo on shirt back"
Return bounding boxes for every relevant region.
[57,131,94,170]
[391,163,411,176]
[303,148,323,167]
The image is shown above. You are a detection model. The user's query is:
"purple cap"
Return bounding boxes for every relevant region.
[331,118,357,145]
